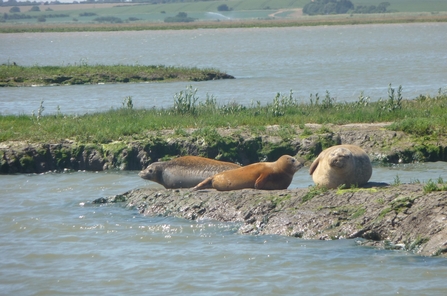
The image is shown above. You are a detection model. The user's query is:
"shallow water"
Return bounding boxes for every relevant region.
[1,163,447,295]
[1,23,447,115]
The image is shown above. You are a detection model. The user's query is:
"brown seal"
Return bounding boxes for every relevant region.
[139,156,240,189]
[309,144,372,189]
[193,155,305,191]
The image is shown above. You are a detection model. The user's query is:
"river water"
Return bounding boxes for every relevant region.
[1,163,447,295]
[1,23,447,115]
[1,23,447,294]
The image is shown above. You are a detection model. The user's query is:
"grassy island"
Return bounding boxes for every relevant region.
[1,85,446,144]
[0,64,234,87]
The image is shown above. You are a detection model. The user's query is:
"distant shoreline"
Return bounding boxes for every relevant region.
[1,12,446,33]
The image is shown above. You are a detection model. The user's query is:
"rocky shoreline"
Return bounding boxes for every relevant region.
[96,183,447,257]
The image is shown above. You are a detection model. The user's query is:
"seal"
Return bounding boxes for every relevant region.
[193,155,305,191]
[139,156,241,189]
[309,144,372,189]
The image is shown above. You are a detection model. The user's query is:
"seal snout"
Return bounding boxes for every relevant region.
[330,156,347,168]
[292,157,305,172]
[329,148,352,169]
[139,166,155,180]
[138,163,160,182]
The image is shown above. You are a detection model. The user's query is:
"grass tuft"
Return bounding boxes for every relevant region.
[423,178,447,193]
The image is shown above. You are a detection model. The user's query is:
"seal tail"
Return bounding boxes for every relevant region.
[192,177,214,191]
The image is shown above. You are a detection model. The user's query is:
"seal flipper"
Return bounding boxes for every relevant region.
[309,156,320,175]
[192,177,213,191]
[254,174,269,189]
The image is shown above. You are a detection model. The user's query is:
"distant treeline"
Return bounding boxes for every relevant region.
[0,1,65,7]
[164,12,195,23]
[303,0,393,16]
[1,13,68,21]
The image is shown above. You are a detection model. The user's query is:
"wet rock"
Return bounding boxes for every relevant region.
[105,184,447,257]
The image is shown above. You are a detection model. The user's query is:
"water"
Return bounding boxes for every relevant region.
[1,23,447,115]
[1,163,447,295]
[2,24,447,294]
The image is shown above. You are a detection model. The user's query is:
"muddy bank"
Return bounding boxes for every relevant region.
[96,183,447,257]
[1,123,447,174]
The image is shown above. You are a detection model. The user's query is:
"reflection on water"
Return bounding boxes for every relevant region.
[1,163,447,294]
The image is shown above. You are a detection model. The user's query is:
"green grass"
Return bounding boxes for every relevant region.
[423,177,447,193]
[1,85,446,144]
[388,89,447,136]
[0,64,232,86]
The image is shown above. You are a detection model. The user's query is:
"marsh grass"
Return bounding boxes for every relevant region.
[173,85,199,115]
[423,177,447,193]
[393,175,402,186]
[1,85,446,144]
[0,63,231,86]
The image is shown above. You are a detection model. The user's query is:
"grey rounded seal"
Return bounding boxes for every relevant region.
[309,144,372,189]
[139,156,241,189]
